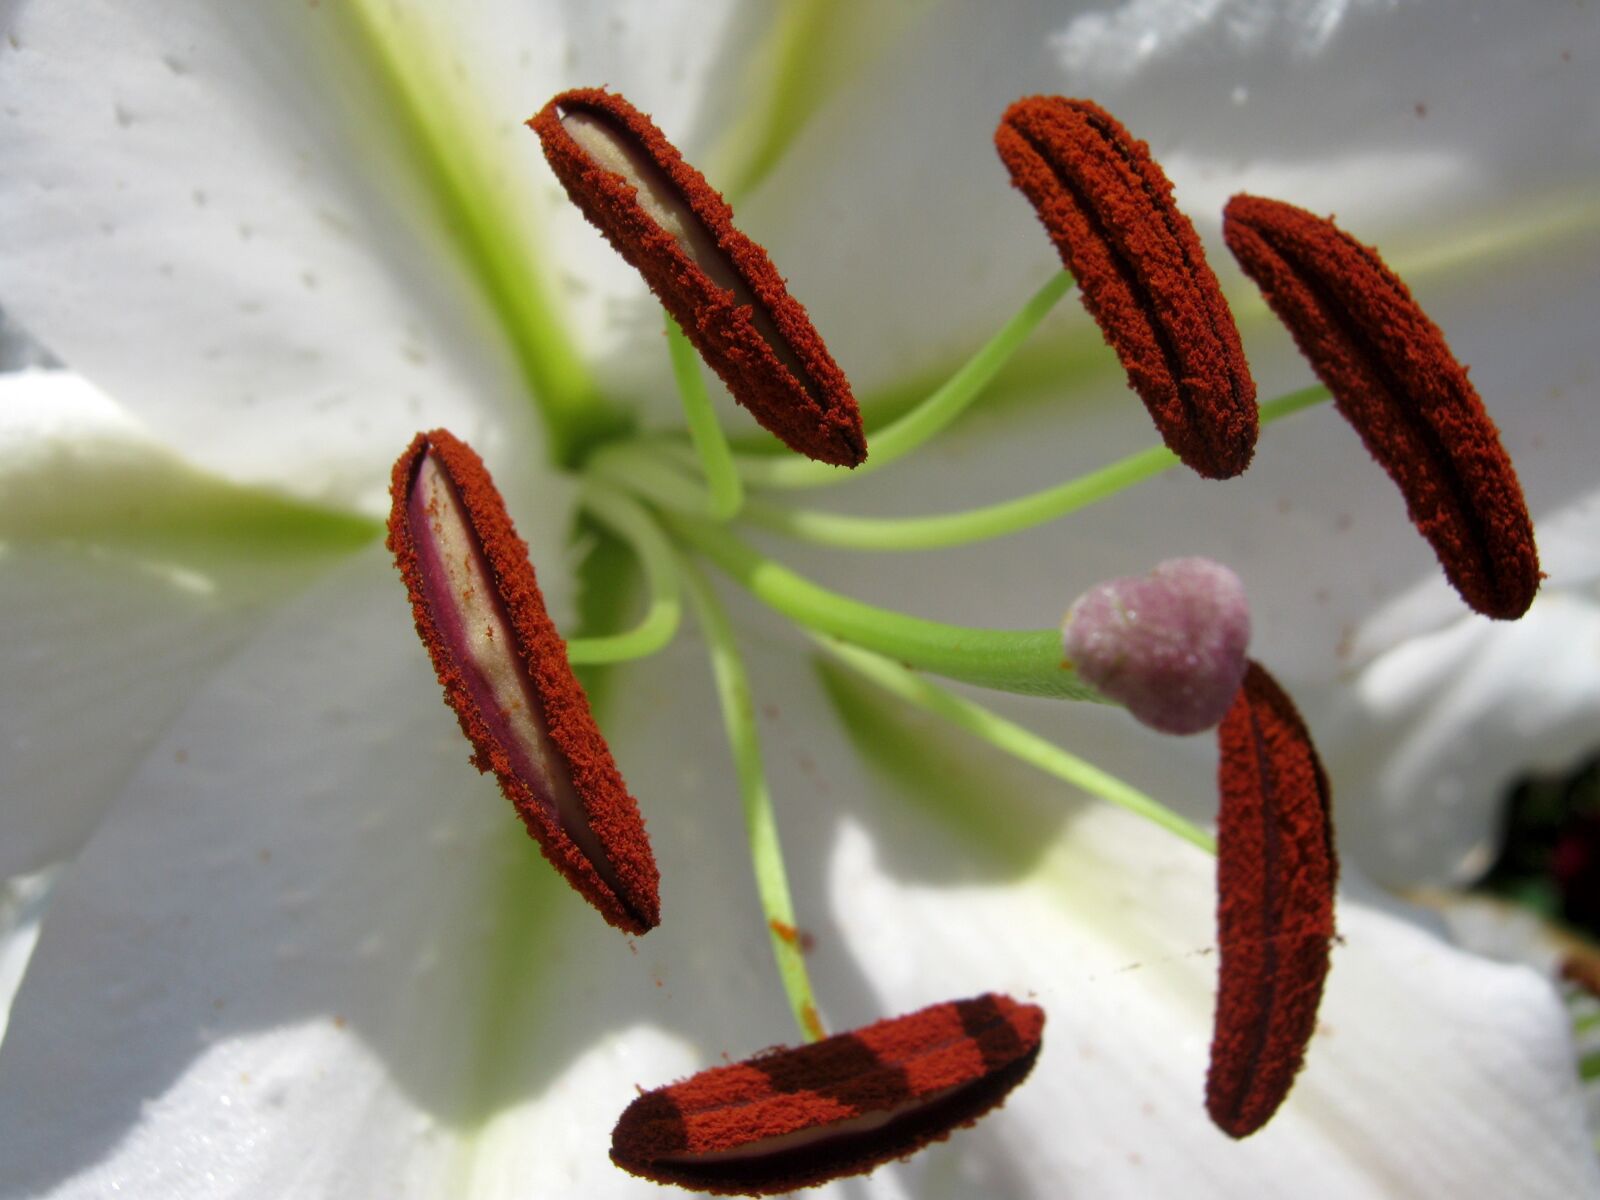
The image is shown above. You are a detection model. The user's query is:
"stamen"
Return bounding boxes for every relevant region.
[665,313,744,520]
[530,88,866,468]
[564,483,683,666]
[1223,194,1540,620]
[610,993,1045,1194]
[1062,557,1250,736]
[741,384,1329,550]
[995,96,1258,479]
[723,271,1077,491]
[817,637,1217,854]
[679,556,825,1045]
[387,430,661,934]
[1209,661,1337,1138]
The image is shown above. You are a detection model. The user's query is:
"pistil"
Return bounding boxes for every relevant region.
[1063,557,1250,736]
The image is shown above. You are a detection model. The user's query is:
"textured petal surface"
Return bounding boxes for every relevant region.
[0,371,371,875]
[0,552,887,1198]
[1325,585,1600,888]
[748,0,1595,386]
[0,0,757,509]
[823,815,1596,1198]
[0,870,55,1048]
[0,550,668,1198]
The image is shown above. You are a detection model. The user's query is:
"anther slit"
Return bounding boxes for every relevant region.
[1077,107,1254,441]
[1217,701,1286,1130]
[1257,227,1503,609]
[559,107,826,415]
[1014,122,1203,439]
[408,452,644,925]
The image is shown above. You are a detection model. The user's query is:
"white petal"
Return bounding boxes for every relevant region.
[760,189,1599,894]
[4,6,1597,1189]
[0,869,56,1048]
[400,0,790,408]
[1427,892,1570,978]
[1053,1,1598,238]
[0,304,56,371]
[777,214,1599,684]
[0,1,767,510]
[748,2,1600,393]
[1050,0,1391,80]
[0,371,370,876]
[745,1,1600,714]
[0,549,878,1196]
[791,636,1596,1194]
[1322,585,1600,887]
[824,813,1597,1197]
[0,6,472,507]
[0,547,595,1195]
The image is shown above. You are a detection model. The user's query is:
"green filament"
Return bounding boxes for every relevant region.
[680,558,825,1043]
[564,486,682,665]
[743,384,1332,550]
[335,0,624,465]
[666,316,744,520]
[589,442,716,516]
[817,639,1216,854]
[718,272,1075,490]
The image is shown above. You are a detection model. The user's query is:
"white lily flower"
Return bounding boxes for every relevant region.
[2,1,1598,1196]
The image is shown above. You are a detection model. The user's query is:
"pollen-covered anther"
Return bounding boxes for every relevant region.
[995,96,1258,479]
[530,88,865,468]
[610,993,1045,1195]
[1062,557,1251,735]
[386,429,660,934]
[1223,193,1539,620]
[1208,661,1337,1138]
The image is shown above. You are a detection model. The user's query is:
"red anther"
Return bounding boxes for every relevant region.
[387,430,660,934]
[1224,194,1539,620]
[531,88,866,468]
[611,993,1045,1195]
[1209,661,1337,1138]
[996,96,1258,479]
